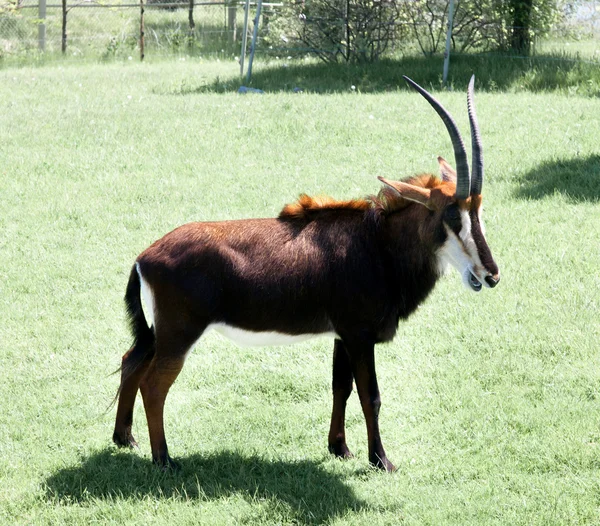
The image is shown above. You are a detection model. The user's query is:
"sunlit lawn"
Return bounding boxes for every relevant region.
[1,59,599,525]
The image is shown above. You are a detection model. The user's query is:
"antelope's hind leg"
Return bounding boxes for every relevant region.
[328,339,354,459]
[139,328,202,469]
[113,338,155,449]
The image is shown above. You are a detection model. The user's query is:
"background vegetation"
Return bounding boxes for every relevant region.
[1,54,599,524]
[271,0,563,62]
[0,0,597,65]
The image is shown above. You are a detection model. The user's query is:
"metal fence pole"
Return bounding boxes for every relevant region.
[38,0,46,51]
[228,0,237,43]
[442,0,455,87]
[246,0,262,83]
[240,0,250,76]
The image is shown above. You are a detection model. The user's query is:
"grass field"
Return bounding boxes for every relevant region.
[1,58,600,525]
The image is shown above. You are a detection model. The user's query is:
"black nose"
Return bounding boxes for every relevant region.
[485,275,500,288]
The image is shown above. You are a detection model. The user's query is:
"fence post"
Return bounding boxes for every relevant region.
[442,0,455,87]
[38,0,46,51]
[140,0,145,61]
[246,0,262,83]
[228,0,237,43]
[61,0,67,53]
[240,0,250,76]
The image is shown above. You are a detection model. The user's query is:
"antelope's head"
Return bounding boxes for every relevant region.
[380,76,500,292]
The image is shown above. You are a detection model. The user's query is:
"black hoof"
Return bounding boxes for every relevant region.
[328,443,354,460]
[153,454,181,471]
[113,431,138,449]
[370,456,396,473]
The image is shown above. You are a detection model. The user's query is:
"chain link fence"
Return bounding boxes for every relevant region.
[1,0,600,62]
[0,0,274,59]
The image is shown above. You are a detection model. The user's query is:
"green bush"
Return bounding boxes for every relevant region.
[264,0,409,63]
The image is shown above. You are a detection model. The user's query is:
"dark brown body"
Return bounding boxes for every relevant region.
[140,206,439,343]
[112,76,500,472]
[113,184,448,471]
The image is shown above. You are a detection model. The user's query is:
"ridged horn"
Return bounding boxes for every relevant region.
[467,75,483,195]
[403,75,471,200]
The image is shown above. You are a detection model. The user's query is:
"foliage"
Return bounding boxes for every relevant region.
[0,0,21,15]
[265,0,409,63]
[263,0,565,62]
[401,0,565,56]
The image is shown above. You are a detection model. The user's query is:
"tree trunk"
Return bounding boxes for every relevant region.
[510,0,533,54]
[344,0,350,62]
[140,0,145,61]
[188,0,195,33]
[188,0,195,49]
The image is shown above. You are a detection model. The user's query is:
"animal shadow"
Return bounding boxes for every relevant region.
[44,449,370,525]
[515,154,600,202]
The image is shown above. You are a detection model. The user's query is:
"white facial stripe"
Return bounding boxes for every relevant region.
[437,209,487,288]
[136,262,156,328]
[459,210,483,268]
[459,209,471,240]
[208,322,339,347]
[437,225,473,276]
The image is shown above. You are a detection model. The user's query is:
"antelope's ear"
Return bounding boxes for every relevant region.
[378,177,434,210]
[438,156,456,183]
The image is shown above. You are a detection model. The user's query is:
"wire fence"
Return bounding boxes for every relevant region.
[1,0,600,64]
[0,0,270,59]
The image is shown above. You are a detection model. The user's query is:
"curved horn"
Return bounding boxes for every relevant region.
[403,75,471,200]
[467,75,483,195]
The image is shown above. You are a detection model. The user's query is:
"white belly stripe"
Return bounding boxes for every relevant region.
[207,323,339,347]
[136,264,338,347]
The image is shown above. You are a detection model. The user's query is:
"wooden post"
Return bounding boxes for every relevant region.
[140,0,145,61]
[38,0,46,51]
[61,0,67,54]
[442,0,455,87]
[246,0,262,83]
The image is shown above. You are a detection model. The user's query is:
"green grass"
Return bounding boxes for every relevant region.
[536,37,600,61]
[1,59,600,525]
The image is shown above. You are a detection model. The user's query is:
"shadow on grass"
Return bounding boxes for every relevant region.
[167,52,600,95]
[515,154,600,202]
[44,449,374,524]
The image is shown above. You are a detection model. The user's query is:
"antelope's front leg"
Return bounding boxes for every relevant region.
[347,339,396,472]
[328,339,354,459]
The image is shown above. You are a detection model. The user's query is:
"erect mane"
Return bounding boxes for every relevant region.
[279,194,371,220]
[279,174,452,221]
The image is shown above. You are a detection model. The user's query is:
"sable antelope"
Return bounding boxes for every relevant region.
[112,76,499,472]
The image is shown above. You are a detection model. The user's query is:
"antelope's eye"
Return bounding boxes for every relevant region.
[443,205,462,234]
